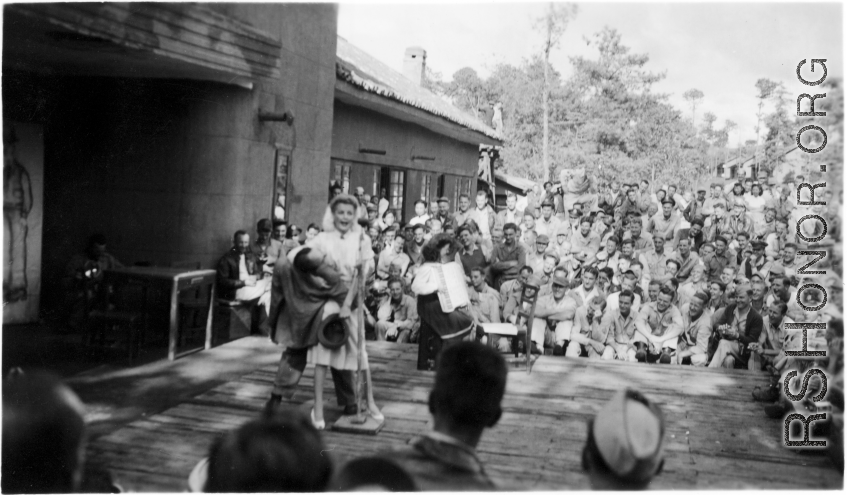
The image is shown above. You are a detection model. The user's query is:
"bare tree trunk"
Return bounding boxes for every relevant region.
[543,29,551,182]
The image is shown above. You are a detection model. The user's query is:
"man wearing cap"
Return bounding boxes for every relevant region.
[524,233,549,275]
[683,188,708,223]
[742,240,768,280]
[633,287,683,364]
[496,192,524,228]
[251,219,285,277]
[553,223,573,263]
[569,216,603,266]
[490,223,528,288]
[531,272,579,355]
[376,277,419,343]
[723,199,755,239]
[675,291,712,366]
[708,282,763,369]
[582,388,665,489]
[535,199,562,238]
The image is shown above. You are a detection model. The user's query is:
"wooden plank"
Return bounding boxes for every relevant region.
[84,341,842,491]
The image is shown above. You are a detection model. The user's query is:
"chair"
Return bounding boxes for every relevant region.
[169,261,209,349]
[85,271,149,364]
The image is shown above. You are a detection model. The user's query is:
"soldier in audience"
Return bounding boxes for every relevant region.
[708,282,763,370]
[375,277,419,343]
[634,287,683,364]
[675,291,712,366]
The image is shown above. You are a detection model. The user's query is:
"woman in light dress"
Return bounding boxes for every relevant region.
[745,182,768,232]
[309,195,382,429]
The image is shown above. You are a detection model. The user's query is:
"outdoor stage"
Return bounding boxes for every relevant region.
[80,338,842,491]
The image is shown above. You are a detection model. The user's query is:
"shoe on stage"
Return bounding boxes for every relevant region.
[311,408,326,430]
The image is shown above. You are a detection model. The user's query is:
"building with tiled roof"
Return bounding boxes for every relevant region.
[331,36,502,223]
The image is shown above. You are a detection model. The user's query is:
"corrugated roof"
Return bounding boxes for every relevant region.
[336,36,501,141]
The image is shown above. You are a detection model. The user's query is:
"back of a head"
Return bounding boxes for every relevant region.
[204,410,332,492]
[2,371,87,494]
[582,388,665,490]
[429,341,508,429]
[331,456,417,492]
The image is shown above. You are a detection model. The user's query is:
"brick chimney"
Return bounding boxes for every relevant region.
[403,47,426,86]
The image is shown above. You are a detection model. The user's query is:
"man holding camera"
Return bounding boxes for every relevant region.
[708,282,763,370]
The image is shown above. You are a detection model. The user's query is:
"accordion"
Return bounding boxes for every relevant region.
[434,262,470,313]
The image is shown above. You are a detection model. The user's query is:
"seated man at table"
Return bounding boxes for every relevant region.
[63,233,124,332]
[217,230,271,318]
[250,219,285,277]
[375,277,419,343]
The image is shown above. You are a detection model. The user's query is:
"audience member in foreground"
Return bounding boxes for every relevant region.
[383,341,507,490]
[330,457,418,492]
[582,388,665,490]
[3,371,88,494]
[201,408,333,492]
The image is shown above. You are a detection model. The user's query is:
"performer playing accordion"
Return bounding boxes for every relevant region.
[411,234,477,368]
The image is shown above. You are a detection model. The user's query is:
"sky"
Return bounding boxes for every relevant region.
[338,2,843,144]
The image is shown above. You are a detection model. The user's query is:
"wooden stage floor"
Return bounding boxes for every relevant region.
[86,340,842,491]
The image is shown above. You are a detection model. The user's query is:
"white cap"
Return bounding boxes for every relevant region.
[593,388,665,482]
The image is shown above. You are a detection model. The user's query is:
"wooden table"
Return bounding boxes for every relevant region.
[107,267,216,360]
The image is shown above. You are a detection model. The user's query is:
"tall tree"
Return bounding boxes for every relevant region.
[535,2,578,181]
[444,67,488,118]
[754,78,778,144]
[683,89,704,123]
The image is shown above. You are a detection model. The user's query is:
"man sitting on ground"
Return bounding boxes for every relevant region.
[634,287,683,364]
[708,282,764,370]
[532,273,579,355]
[675,291,713,366]
[385,341,507,490]
[376,277,419,343]
[582,388,665,490]
[600,289,640,362]
[567,296,609,358]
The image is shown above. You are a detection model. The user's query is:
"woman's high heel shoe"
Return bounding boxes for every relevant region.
[311,408,326,430]
[368,405,385,422]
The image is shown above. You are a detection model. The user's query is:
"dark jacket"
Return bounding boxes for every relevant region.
[216,248,261,300]
[715,303,763,358]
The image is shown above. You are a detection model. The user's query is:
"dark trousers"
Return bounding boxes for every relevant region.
[272,347,356,407]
